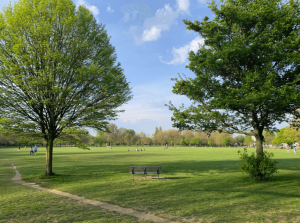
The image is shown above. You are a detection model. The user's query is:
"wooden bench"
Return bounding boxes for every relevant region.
[129,166,162,180]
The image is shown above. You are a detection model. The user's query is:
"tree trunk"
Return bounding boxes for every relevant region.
[254,128,264,155]
[46,135,54,176]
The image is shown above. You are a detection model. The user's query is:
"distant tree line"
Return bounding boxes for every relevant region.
[0,123,250,147]
[78,124,248,147]
[1,123,285,148]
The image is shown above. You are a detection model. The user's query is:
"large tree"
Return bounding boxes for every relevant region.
[0,0,132,176]
[168,0,300,154]
[272,127,300,146]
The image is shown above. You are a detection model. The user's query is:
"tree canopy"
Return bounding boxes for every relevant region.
[272,127,300,146]
[0,0,132,175]
[168,0,300,154]
[234,135,245,145]
[244,135,254,146]
[190,137,201,145]
[125,129,135,136]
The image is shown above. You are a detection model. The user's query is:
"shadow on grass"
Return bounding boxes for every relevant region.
[15,158,300,181]
[4,147,300,222]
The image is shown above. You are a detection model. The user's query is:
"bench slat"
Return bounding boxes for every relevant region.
[133,172,162,174]
[129,166,162,174]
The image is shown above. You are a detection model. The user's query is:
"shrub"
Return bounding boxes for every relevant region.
[190,137,201,146]
[222,138,229,147]
[238,148,278,181]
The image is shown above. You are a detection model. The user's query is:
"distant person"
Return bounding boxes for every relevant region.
[34,145,38,155]
[18,147,20,151]
[24,146,26,151]
[294,147,296,155]
[287,147,289,154]
[30,146,33,155]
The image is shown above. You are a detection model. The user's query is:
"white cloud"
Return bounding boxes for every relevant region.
[91,81,191,135]
[128,2,190,44]
[160,37,205,65]
[118,103,169,124]
[107,6,115,13]
[142,27,161,42]
[122,10,140,22]
[90,5,99,15]
[122,12,130,22]
[176,0,190,12]
[77,0,99,16]
[133,4,179,44]
[144,4,178,31]
[116,82,190,126]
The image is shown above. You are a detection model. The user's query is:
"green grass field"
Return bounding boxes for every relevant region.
[1,146,300,222]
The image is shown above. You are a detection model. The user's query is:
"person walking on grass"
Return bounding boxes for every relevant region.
[30,146,33,155]
[34,145,38,155]
[287,147,289,154]
[294,147,296,155]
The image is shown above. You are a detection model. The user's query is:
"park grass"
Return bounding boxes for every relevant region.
[1,146,300,222]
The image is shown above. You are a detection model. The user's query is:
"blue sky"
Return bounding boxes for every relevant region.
[0,0,289,136]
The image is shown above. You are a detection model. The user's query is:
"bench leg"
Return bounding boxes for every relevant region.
[132,174,134,179]
[157,173,159,179]
[145,174,147,180]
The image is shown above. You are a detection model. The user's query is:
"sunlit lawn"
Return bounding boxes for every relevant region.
[1,145,300,222]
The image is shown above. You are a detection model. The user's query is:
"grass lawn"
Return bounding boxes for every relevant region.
[1,145,300,222]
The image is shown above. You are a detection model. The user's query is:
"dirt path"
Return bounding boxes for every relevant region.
[10,163,177,223]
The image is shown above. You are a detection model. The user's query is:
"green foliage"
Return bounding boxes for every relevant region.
[272,127,300,146]
[272,129,285,146]
[190,137,201,145]
[0,0,132,175]
[154,127,159,136]
[216,133,233,146]
[244,135,254,146]
[167,0,300,154]
[208,141,212,146]
[235,135,245,145]
[17,135,39,146]
[184,134,192,145]
[238,149,278,181]
[179,139,185,145]
[94,131,105,146]
[263,130,276,145]
[222,138,229,147]
[125,129,135,136]
[55,127,91,150]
